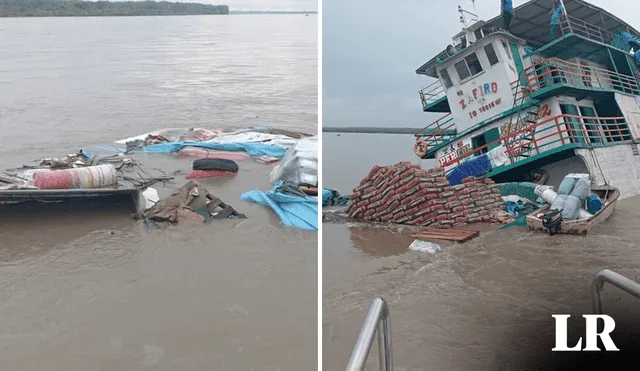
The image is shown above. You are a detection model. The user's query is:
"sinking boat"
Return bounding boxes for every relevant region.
[525,185,619,235]
[412,0,640,200]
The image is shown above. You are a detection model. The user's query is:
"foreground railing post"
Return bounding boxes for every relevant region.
[346,298,393,371]
[591,269,640,314]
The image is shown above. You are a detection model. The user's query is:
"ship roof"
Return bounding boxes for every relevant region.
[416,0,640,77]
[486,0,640,47]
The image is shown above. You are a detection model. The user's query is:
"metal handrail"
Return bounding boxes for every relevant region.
[436,112,630,167]
[560,16,616,45]
[345,298,393,371]
[591,269,640,314]
[419,80,446,107]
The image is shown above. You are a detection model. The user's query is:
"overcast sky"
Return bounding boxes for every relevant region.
[323,0,640,128]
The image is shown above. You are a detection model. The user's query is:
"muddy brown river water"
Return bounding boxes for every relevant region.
[323,133,640,370]
[0,15,317,370]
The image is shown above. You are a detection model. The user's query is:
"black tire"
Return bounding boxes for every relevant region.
[192,158,239,173]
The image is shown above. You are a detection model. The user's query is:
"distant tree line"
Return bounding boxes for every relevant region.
[0,0,229,17]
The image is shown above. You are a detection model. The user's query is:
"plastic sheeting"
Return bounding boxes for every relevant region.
[487,145,509,168]
[174,147,251,161]
[270,136,318,187]
[322,188,349,207]
[496,182,539,202]
[446,154,492,185]
[115,128,197,144]
[117,128,303,159]
[208,131,298,150]
[143,141,287,158]
[611,31,640,52]
[241,181,318,231]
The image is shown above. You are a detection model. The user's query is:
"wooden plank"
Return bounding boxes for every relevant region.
[411,228,480,243]
[413,233,477,243]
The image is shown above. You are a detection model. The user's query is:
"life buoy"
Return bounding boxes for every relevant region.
[414,138,429,158]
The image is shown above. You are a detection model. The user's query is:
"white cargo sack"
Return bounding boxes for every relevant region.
[551,194,581,220]
[570,177,590,202]
[270,136,318,187]
[562,195,582,220]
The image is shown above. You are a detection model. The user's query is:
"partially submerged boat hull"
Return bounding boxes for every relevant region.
[525,186,619,235]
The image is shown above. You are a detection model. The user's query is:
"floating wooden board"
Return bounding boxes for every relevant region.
[411,228,480,243]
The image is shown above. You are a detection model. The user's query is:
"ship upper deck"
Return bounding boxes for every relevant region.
[417,0,640,79]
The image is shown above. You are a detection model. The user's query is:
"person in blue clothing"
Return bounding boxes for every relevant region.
[502,0,513,30]
[550,0,565,39]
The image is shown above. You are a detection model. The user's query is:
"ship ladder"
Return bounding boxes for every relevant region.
[504,77,540,160]
[512,103,542,158]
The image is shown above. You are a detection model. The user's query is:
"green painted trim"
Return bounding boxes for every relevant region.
[423,100,539,157]
[607,48,619,73]
[510,42,527,87]
[485,140,634,177]
[424,80,637,158]
[625,54,636,79]
[485,143,577,177]
[524,33,632,60]
[529,82,633,100]
[523,34,572,58]
[423,96,449,112]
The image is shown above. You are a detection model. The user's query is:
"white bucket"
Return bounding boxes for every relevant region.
[540,188,558,204]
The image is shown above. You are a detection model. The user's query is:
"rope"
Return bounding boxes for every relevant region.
[587,145,610,203]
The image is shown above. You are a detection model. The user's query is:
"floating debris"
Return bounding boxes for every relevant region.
[134,180,246,224]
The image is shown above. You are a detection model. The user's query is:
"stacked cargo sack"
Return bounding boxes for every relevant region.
[550,174,592,220]
[346,162,507,228]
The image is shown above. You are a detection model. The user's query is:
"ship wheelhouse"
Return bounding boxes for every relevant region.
[414,0,640,193]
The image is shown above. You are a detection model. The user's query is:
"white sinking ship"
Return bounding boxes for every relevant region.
[414,0,640,199]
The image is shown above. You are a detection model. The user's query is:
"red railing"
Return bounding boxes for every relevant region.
[414,113,457,147]
[415,55,638,158]
[437,113,630,168]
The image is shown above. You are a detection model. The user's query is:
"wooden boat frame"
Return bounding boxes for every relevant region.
[525,185,619,235]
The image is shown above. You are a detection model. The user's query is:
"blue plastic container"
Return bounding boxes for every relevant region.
[586,194,603,214]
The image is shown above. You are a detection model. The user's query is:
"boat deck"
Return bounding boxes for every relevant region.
[0,187,141,212]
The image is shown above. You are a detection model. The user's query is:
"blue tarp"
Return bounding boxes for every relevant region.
[322,189,336,206]
[611,31,640,51]
[446,154,492,185]
[142,141,287,158]
[241,181,318,231]
[322,188,349,207]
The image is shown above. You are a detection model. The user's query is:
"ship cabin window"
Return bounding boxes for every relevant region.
[502,41,512,60]
[439,68,453,89]
[484,44,499,66]
[472,128,501,155]
[454,52,483,81]
[474,28,484,41]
